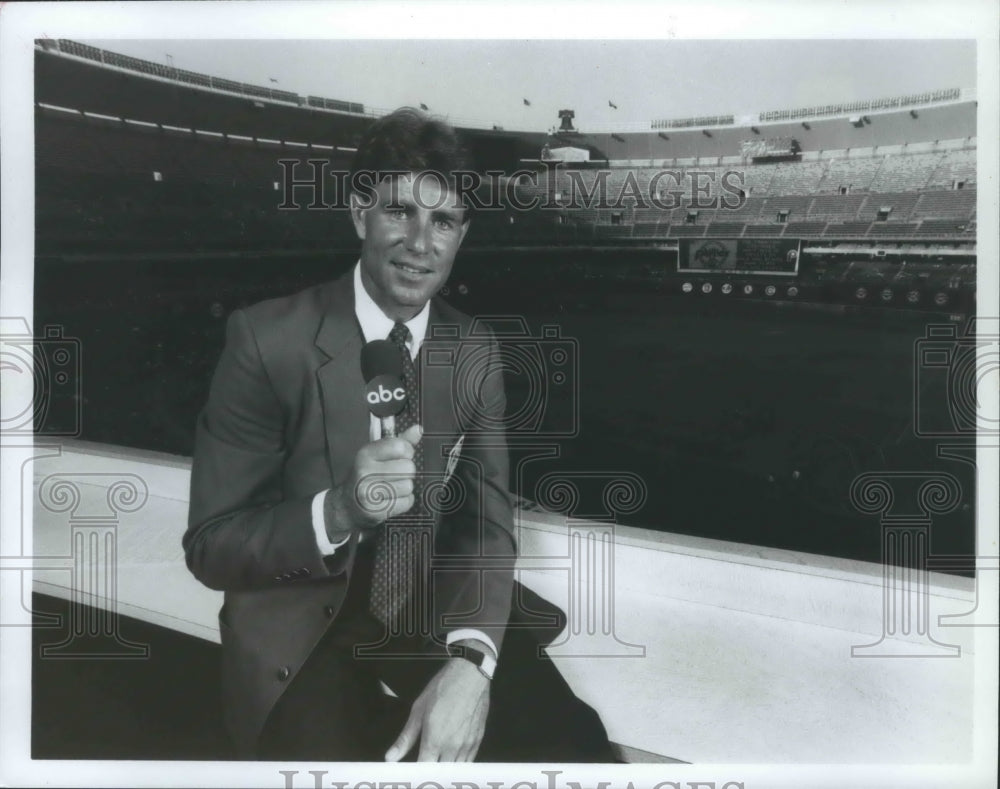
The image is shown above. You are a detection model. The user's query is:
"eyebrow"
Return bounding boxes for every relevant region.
[381,194,465,219]
[431,207,465,221]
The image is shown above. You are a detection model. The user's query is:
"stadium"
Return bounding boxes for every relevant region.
[16,35,989,769]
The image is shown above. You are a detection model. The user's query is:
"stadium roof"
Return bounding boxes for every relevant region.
[66,38,976,135]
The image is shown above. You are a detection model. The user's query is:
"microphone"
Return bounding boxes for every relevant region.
[361,340,408,438]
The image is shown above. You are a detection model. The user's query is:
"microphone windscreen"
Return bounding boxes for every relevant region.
[361,339,403,382]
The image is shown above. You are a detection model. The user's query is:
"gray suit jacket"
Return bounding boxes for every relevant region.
[184,270,516,754]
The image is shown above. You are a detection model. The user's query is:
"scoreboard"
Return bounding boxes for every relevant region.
[677,238,801,275]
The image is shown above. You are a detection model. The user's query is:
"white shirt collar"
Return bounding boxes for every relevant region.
[352,262,430,359]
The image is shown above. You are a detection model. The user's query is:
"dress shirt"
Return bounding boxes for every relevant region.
[309,262,498,662]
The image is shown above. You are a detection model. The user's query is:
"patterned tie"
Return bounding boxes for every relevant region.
[368,322,427,626]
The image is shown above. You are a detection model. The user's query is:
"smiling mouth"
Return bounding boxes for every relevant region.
[393,261,432,275]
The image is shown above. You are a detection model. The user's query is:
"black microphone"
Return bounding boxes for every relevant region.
[361,340,408,438]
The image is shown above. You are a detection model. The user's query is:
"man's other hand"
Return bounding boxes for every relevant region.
[385,656,490,762]
[328,424,422,539]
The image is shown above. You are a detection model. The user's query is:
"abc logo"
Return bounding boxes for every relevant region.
[367,384,405,404]
[365,375,407,417]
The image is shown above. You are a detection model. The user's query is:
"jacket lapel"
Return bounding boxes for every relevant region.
[314,274,369,489]
[419,300,462,480]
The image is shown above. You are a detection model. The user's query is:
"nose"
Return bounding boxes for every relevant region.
[405,214,431,255]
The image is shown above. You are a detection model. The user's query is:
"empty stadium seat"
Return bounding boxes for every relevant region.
[808,194,866,220]
[783,222,827,236]
[868,152,943,192]
[823,222,872,237]
[743,224,785,237]
[816,155,882,193]
[913,190,977,218]
[867,222,919,237]
[706,222,746,237]
[856,192,921,221]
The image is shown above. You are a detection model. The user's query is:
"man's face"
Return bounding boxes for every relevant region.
[351,173,469,322]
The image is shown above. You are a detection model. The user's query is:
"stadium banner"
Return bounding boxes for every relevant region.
[678,238,801,275]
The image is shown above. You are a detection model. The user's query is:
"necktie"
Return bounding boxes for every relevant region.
[368,322,427,626]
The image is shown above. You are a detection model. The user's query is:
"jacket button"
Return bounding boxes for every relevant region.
[323,605,335,618]
[277,666,290,681]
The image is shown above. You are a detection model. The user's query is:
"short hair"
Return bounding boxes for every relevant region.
[350,107,474,193]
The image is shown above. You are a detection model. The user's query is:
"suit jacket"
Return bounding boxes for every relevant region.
[184,270,516,755]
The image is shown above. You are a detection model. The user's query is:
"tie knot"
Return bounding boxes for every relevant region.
[389,322,410,350]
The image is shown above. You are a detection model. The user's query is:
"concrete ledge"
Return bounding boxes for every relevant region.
[28,441,978,763]
[514,510,976,654]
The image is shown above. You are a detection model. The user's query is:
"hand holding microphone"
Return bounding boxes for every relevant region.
[325,340,421,540]
[346,422,422,526]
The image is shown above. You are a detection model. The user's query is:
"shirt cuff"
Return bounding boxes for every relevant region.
[445,629,499,660]
[312,490,351,556]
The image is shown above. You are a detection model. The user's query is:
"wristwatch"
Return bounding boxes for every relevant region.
[446,643,496,680]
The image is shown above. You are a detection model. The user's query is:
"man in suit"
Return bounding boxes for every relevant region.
[185,107,613,763]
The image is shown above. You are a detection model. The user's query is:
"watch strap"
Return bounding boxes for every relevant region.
[447,643,496,680]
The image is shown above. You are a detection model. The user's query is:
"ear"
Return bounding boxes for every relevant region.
[349,192,367,241]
